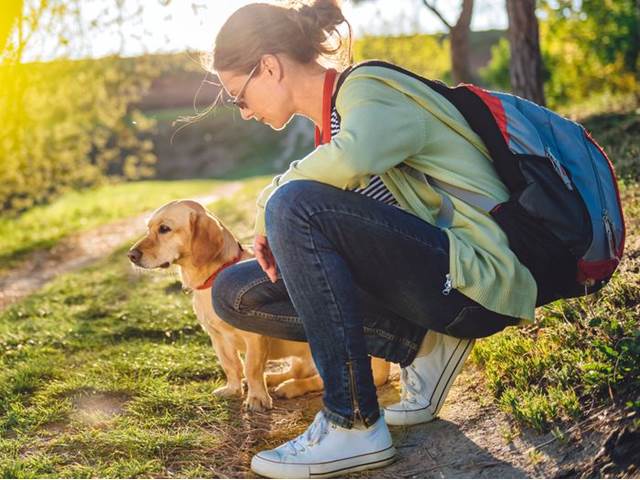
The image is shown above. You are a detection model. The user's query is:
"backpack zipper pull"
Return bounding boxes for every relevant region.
[442,274,453,296]
[603,211,618,260]
[545,147,574,191]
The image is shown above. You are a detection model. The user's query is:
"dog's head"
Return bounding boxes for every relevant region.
[128,200,225,270]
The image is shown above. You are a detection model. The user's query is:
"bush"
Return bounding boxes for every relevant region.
[354,34,451,83]
[0,56,159,215]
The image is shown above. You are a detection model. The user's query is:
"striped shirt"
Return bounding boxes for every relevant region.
[330,107,400,207]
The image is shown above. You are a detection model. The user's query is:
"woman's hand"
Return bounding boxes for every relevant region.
[254,234,278,283]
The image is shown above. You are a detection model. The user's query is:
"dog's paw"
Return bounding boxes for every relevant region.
[273,379,304,399]
[213,385,242,398]
[244,391,273,411]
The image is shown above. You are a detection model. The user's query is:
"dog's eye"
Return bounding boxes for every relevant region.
[159,225,171,234]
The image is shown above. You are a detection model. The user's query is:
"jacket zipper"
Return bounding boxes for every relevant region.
[346,361,364,424]
[442,273,453,296]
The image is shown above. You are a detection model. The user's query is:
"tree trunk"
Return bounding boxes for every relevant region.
[450,0,474,84]
[422,0,474,84]
[506,0,546,105]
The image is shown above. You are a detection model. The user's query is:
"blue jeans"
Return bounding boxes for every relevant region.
[213,181,518,428]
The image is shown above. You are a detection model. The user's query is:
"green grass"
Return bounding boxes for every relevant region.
[0,180,226,273]
[0,177,272,478]
[582,111,640,181]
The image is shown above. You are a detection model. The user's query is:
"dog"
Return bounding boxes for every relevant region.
[128,199,390,411]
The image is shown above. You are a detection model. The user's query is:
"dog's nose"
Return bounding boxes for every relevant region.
[128,248,142,265]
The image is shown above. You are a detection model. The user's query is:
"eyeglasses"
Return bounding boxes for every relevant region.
[223,62,260,110]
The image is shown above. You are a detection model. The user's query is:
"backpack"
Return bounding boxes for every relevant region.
[345,61,626,306]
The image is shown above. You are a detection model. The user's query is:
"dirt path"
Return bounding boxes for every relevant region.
[257,363,612,479]
[0,182,242,310]
[373,365,594,478]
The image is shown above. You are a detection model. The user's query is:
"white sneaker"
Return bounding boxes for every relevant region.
[384,331,475,426]
[250,410,396,478]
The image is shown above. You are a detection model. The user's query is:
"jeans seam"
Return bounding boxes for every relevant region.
[234,275,281,311]
[307,221,357,421]
[307,208,448,257]
[245,309,300,324]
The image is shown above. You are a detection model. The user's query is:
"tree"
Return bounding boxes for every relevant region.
[352,0,475,84]
[506,0,545,105]
[421,0,474,84]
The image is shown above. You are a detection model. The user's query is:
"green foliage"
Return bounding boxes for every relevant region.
[541,1,639,109]
[579,0,639,74]
[0,56,160,214]
[354,34,451,83]
[479,37,511,91]
[0,1,170,215]
[480,1,640,109]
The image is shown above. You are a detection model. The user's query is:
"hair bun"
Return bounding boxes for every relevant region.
[213,1,352,74]
[298,0,344,32]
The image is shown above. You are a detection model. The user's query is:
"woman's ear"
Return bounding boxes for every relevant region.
[262,54,283,80]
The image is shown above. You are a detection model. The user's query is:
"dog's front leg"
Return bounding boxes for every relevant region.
[210,332,244,398]
[243,335,272,411]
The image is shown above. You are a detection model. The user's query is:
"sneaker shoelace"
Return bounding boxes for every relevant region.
[286,412,330,456]
[400,364,424,404]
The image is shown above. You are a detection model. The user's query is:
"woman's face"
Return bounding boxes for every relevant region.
[218,56,295,131]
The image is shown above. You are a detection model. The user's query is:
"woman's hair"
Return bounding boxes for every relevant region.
[209,0,353,74]
[174,1,350,136]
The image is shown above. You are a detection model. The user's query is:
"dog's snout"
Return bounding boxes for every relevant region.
[128,248,142,265]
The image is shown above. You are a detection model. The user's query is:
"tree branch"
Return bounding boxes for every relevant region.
[421,0,453,30]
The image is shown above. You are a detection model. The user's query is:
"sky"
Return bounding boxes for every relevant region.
[24,0,509,61]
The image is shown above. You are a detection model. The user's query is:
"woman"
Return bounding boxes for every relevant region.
[210,1,535,477]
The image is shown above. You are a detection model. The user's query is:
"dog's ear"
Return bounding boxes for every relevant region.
[189,210,225,268]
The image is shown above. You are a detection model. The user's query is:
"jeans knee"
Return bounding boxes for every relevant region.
[265,180,336,237]
[266,181,307,220]
[211,264,242,320]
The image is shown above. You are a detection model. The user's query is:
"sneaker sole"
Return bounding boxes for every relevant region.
[251,445,396,479]
[384,407,436,426]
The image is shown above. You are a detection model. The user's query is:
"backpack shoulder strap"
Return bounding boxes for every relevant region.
[398,164,498,227]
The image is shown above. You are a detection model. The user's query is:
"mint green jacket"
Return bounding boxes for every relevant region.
[255,65,537,321]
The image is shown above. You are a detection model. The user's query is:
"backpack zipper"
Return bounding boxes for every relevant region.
[346,361,364,424]
[545,146,574,191]
[583,134,617,259]
[603,212,617,260]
